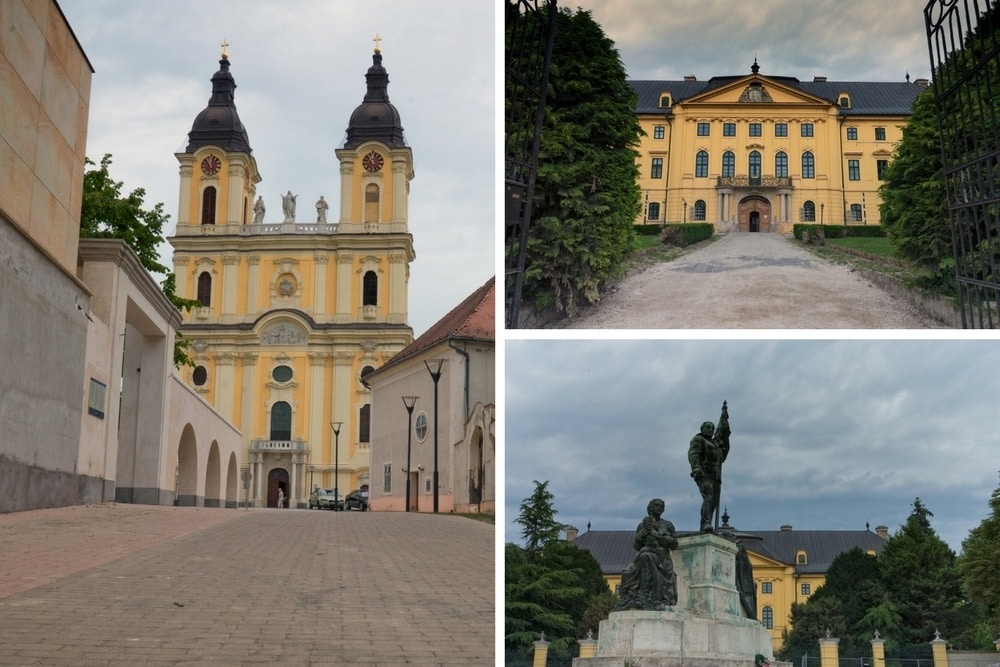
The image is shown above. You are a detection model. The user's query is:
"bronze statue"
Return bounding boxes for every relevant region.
[688,400,730,532]
[614,498,678,611]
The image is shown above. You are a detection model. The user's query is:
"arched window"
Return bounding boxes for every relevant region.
[803,200,816,222]
[748,150,762,179]
[693,200,706,221]
[802,151,815,179]
[201,186,217,225]
[775,151,788,178]
[762,606,773,629]
[363,271,378,306]
[850,203,863,221]
[359,404,371,443]
[364,183,379,223]
[197,271,212,306]
[270,401,291,441]
[695,150,709,178]
[243,196,248,225]
[722,151,735,178]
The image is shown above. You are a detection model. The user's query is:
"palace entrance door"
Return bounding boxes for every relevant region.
[738,196,772,232]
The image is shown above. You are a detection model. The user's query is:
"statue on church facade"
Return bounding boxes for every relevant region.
[315,195,329,223]
[281,190,297,222]
[253,195,265,224]
[688,400,730,533]
[614,498,678,611]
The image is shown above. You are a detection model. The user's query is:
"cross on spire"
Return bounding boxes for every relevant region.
[373,33,382,54]
[221,39,229,59]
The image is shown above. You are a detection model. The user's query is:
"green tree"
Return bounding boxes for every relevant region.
[509,5,642,316]
[878,89,952,287]
[778,597,847,662]
[514,480,568,560]
[80,154,198,366]
[959,475,1000,636]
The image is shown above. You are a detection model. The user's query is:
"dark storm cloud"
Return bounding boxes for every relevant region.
[506,340,1000,552]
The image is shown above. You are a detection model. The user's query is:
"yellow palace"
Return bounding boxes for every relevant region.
[631,59,926,233]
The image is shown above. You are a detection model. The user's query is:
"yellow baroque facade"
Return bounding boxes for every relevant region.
[631,60,927,232]
[169,44,414,508]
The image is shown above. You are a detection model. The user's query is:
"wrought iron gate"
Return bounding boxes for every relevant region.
[926,0,1000,327]
[504,0,556,329]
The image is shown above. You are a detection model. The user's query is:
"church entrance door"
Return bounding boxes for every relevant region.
[268,468,289,508]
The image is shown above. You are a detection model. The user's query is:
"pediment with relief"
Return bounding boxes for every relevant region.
[683,76,832,107]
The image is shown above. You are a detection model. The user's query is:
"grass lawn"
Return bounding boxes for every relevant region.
[826,236,895,257]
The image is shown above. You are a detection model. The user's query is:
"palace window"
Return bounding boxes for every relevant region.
[775,151,788,178]
[796,551,808,565]
[651,157,663,179]
[761,582,773,595]
[763,606,774,629]
[653,125,665,139]
[723,122,736,137]
[840,96,851,108]
[359,404,371,443]
[722,151,735,178]
[802,200,816,221]
[749,122,762,137]
[697,122,710,136]
[774,123,788,137]
[801,583,811,596]
[748,151,762,179]
[875,127,887,141]
[693,199,706,220]
[848,159,860,181]
[647,202,660,221]
[659,94,671,107]
[802,151,815,179]
[197,271,212,306]
[801,123,814,137]
[201,186,217,225]
[695,150,709,177]
[363,270,378,306]
[877,159,889,180]
[847,127,858,140]
[270,401,291,441]
[850,203,863,221]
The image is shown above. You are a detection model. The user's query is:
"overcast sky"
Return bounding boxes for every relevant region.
[58,0,494,337]
[505,339,1000,554]
[580,0,932,83]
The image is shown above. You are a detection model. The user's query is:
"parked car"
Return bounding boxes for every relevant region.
[344,489,369,511]
[309,488,342,510]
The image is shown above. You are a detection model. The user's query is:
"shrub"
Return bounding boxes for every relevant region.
[660,223,713,246]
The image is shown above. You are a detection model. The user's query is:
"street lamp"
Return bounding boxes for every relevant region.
[401,395,419,512]
[424,359,443,513]
[331,421,343,511]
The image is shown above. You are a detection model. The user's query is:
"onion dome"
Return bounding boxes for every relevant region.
[344,46,406,149]
[186,51,252,154]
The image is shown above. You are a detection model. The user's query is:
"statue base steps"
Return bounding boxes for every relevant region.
[574,534,773,667]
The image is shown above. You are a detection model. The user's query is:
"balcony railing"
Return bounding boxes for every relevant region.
[717,175,792,188]
[250,439,309,452]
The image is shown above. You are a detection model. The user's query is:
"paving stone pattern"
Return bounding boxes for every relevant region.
[0,504,493,666]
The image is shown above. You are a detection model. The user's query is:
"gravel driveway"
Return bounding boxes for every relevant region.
[556,233,946,329]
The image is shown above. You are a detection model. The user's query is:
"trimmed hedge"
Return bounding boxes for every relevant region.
[636,223,663,236]
[792,224,886,240]
[666,223,714,245]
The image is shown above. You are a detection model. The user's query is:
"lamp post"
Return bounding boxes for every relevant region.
[424,359,443,513]
[331,421,342,511]
[401,396,419,512]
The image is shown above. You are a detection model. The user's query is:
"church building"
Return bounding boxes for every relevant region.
[169,41,415,508]
[631,60,927,232]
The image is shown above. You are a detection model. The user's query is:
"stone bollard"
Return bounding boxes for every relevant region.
[819,630,840,667]
[871,631,886,667]
[532,633,550,667]
[931,630,949,667]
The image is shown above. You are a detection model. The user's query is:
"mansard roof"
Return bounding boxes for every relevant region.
[631,75,923,116]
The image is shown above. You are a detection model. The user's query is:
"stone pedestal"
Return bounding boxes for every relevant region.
[574,534,773,667]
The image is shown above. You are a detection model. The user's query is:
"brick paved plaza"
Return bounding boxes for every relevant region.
[0,504,494,666]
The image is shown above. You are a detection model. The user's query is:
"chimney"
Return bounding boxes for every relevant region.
[684,75,697,82]
[780,524,793,531]
[875,525,889,540]
[813,76,827,82]
[565,526,578,541]
[914,78,929,89]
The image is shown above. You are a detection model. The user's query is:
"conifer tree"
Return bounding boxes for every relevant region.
[514,479,568,560]
[959,475,1000,635]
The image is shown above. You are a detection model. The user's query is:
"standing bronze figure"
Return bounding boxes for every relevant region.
[688,400,730,532]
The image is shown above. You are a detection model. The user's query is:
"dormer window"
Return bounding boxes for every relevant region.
[839,95,851,108]
[796,550,808,565]
[659,94,672,108]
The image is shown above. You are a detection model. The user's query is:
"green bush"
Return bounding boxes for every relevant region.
[661,223,713,245]
[792,224,885,240]
[635,223,663,236]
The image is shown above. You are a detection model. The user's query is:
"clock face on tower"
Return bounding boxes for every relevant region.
[362,150,384,173]
[200,155,221,176]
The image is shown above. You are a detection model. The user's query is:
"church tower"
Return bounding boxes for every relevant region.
[169,42,415,509]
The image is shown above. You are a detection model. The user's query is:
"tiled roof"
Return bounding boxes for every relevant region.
[375,276,495,374]
[631,76,922,116]
[572,527,887,575]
